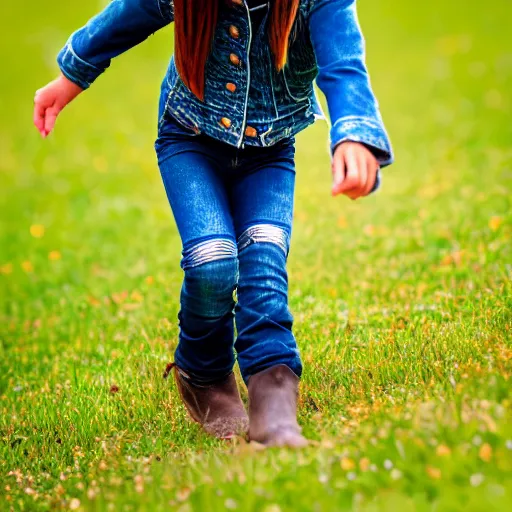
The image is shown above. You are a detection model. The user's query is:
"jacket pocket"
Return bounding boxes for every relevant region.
[282,66,316,103]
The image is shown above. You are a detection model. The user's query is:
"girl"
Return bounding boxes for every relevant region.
[33,0,393,447]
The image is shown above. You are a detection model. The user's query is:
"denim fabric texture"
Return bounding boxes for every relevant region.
[57,0,393,165]
[155,112,301,383]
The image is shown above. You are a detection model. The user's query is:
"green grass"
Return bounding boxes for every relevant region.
[1,0,511,510]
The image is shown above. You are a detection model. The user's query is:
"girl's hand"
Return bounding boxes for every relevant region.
[331,141,380,199]
[33,74,84,138]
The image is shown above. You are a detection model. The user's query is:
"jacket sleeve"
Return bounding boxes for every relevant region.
[57,0,174,90]
[309,0,393,166]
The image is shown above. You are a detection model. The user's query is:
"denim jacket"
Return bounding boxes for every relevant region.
[57,0,393,166]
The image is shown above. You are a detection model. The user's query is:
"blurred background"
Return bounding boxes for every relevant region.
[0,0,511,509]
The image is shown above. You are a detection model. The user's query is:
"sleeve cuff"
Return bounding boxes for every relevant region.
[57,41,105,90]
[330,116,394,167]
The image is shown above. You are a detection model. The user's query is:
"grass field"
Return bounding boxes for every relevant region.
[1,0,511,510]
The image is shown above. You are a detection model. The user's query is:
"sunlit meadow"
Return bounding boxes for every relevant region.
[1,0,511,510]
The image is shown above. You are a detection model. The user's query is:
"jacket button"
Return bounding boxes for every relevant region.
[245,126,257,138]
[226,83,237,93]
[229,53,241,66]
[232,0,243,5]
[229,25,240,39]
[221,117,232,129]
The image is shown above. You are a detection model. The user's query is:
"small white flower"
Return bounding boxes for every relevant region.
[318,473,328,484]
[384,459,393,470]
[505,440,512,450]
[472,435,482,446]
[369,464,378,472]
[470,473,485,487]
[225,498,237,510]
[347,472,357,481]
[69,498,81,510]
[390,469,402,480]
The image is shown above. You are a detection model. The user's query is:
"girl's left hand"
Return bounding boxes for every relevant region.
[331,141,380,199]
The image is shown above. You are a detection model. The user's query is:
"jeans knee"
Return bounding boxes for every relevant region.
[237,223,290,259]
[181,238,239,317]
[185,258,238,300]
[237,223,290,273]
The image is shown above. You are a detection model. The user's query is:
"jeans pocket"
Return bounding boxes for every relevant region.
[154,113,204,166]
[158,111,200,139]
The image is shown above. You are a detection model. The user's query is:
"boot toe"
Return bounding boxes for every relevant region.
[277,431,309,448]
[254,427,309,448]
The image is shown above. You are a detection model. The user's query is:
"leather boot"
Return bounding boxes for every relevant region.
[164,363,248,439]
[248,364,308,447]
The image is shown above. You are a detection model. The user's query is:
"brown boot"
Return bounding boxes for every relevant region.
[248,365,308,448]
[164,363,248,439]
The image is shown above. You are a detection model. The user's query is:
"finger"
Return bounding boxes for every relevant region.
[364,161,379,196]
[331,150,346,196]
[353,151,368,199]
[33,102,46,136]
[43,105,60,136]
[337,150,360,194]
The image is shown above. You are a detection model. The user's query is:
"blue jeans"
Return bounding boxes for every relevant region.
[155,113,302,384]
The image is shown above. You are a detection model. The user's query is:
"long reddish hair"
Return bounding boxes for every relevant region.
[174,0,300,101]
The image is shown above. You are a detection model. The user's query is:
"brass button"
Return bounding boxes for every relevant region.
[229,25,240,39]
[229,53,240,66]
[245,126,257,138]
[232,0,243,5]
[220,117,232,129]
[226,82,237,93]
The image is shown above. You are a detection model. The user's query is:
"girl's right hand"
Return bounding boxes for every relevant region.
[33,74,84,138]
